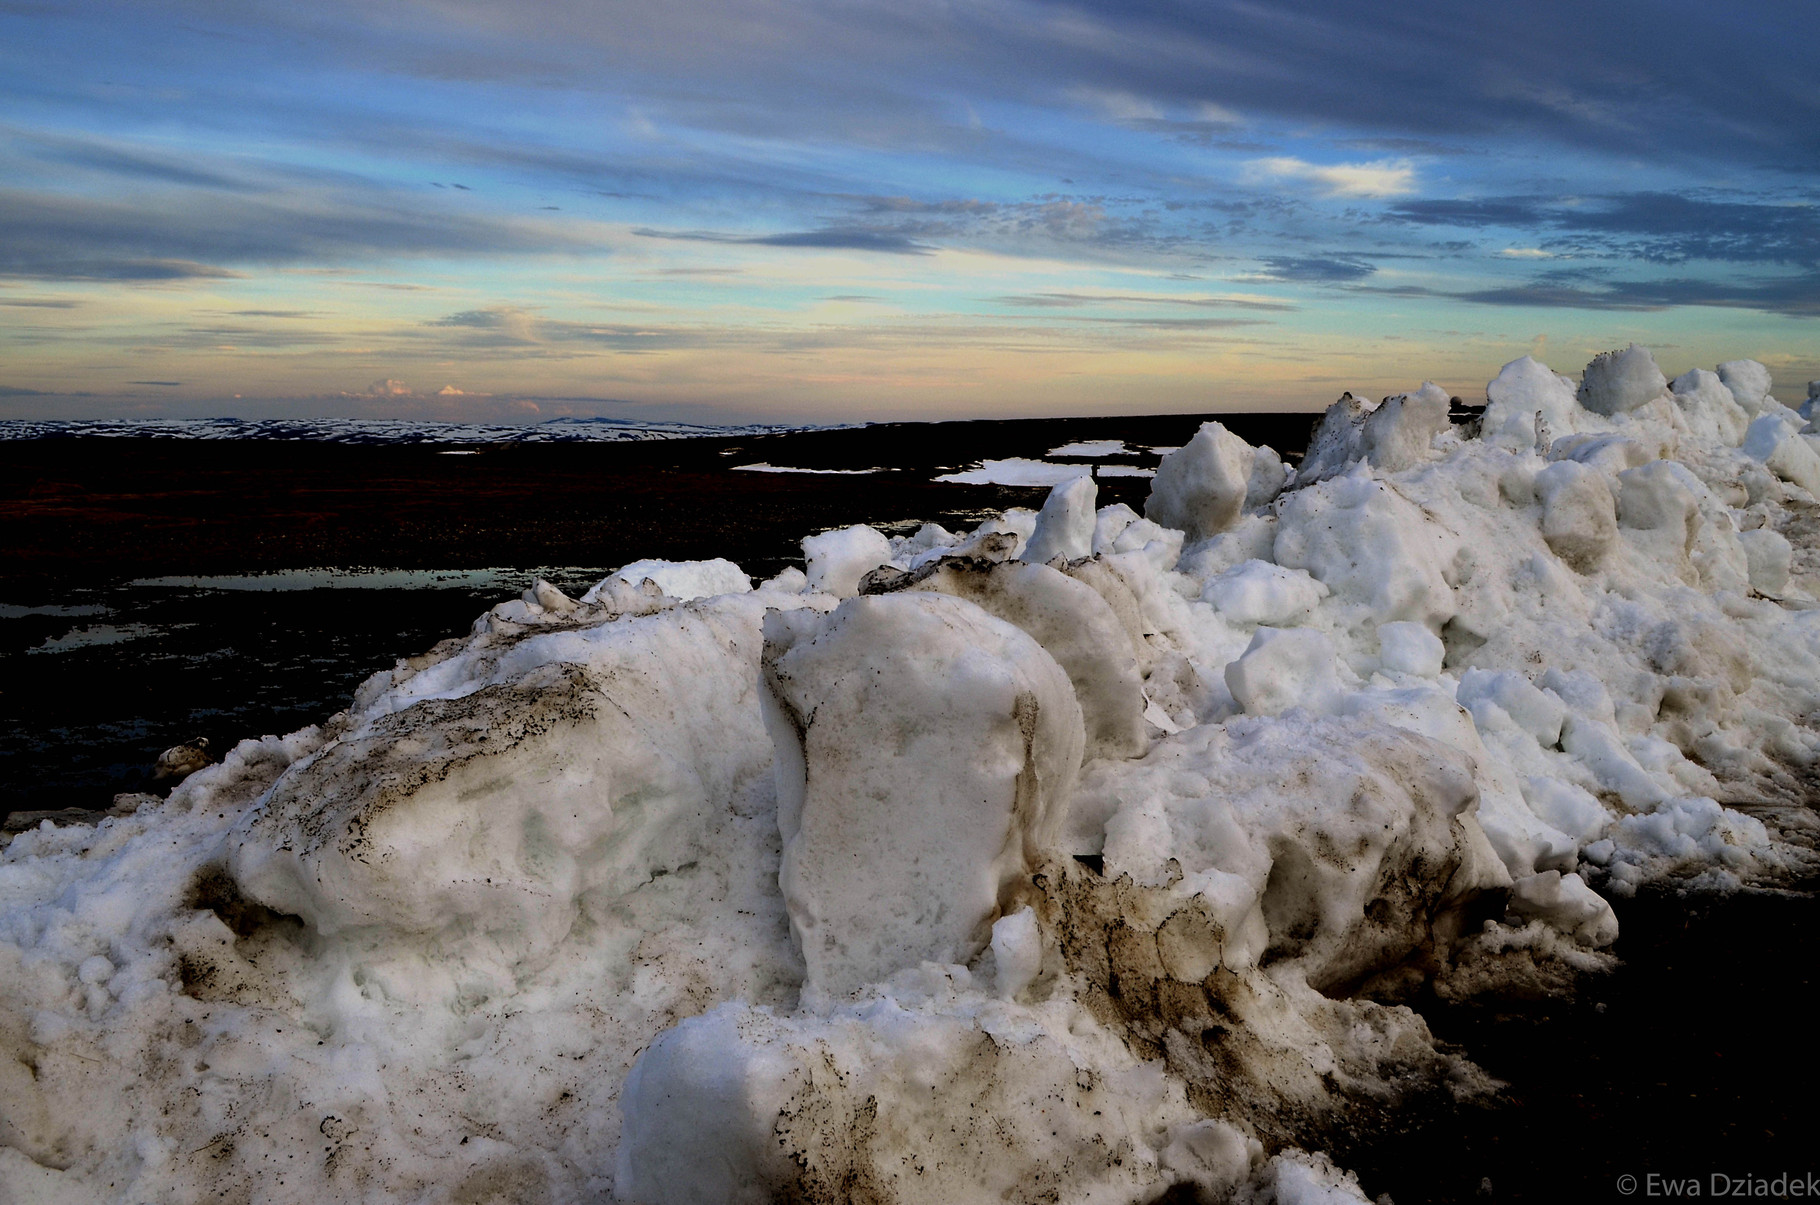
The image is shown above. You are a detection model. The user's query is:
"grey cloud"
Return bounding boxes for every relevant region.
[634,226,934,254]
[0,186,595,281]
[749,229,934,254]
[1387,192,1820,266]
[1355,272,1820,318]
[16,131,252,191]
[238,0,1817,168]
[991,291,1295,312]
[429,307,717,352]
[1254,256,1377,283]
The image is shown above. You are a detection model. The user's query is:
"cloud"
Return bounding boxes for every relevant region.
[15,130,251,191]
[634,226,934,254]
[428,305,717,352]
[1386,192,1820,266]
[1354,271,1820,318]
[0,185,593,282]
[990,290,1295,311]
[1250,256,1377,284]
[1245,157,1417,199]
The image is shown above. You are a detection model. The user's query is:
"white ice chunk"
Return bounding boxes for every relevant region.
[1250,1151,1378,1204]
[761,593,1084,999]
[1561,714,1670,809]
[892,521,958,562]
[1225,626,1342,716]
[1092,502,1141,553]
[1617,460,1701,546]
[591,556,751,602]
[1739,527,1792,594]
[1273,466,1457,633]
[1577,344,1668,416]
[1609,795,1773,877]
[1457,668,1566,747]
[1022,475,1098,565]
[1202,559,1328,627]
[1519,775,1610,843]
[1671,368,1752,446]
[1361,381,1450,472]
[902,558,1147,760]
[1508,871,1618,946]
[527,577,579,613]
[1718,358,1776,415]
[1145,420,1256,541]
[1481,355,1583,451]
[1744,412,1820,496]
[1376,620,1445,678]
[989,907,1042,999]
[1246,443,1289,508]
[1550,432,1651,476]
[1533,459,1618,572]
[802,524,894,597]
[1295,391,1373,484]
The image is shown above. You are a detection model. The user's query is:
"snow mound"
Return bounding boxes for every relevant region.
[5,347,1820,1204]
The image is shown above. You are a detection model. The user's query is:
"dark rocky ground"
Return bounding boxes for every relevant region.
[2,413,1311,817]
[3,411,1814,1203]
[1341,882,1820,1202]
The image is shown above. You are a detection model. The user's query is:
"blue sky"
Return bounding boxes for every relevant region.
[2,0,1816,422]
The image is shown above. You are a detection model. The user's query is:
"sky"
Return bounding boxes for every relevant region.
[2,0,1817,424]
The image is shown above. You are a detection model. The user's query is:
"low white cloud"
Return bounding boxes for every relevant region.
[436,384,492,396]
[1246,156,1417,198]
[1072,88,1164,123]
[1499,247,1554,258]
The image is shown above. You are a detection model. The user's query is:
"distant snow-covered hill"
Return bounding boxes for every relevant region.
[0,415,816,443]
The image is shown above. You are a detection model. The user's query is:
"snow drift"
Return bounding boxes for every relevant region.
[4,346,1820,1203]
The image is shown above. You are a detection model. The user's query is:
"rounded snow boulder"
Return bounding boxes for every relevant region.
[761,592,1085,999]
[1224,626,1342,717]
[1144,420,1256,542]
[1533,460,1618,572]
[898,556,1147,760]
[802,524,894,597]
[1273,467,1457,634]
[1577,344,1668,416]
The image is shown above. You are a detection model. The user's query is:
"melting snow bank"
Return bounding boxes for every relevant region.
[6,350,1820,1203]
